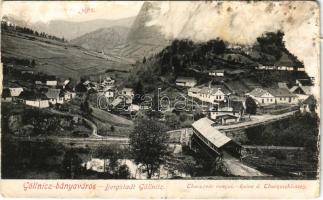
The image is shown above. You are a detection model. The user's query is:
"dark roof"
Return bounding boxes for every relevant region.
[248,88,267,97]
[267,88,296,97]
[19,90,48,100]
[176,77,196,83]
[45,89,61,99]
[200,85,230,95]
[249,88,296,97]
[65,80,77,92]
[297,79,312,86]
[290,86,312,95]
[218,100,244,112]
[303,95,316,105]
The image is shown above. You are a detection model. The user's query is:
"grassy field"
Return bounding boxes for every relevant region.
[1,31,133,80]
[90,106,134,137]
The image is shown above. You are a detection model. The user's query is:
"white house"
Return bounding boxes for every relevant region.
[46,89,64,105]
[25,100,49,108]
[188,85,231,104]
[9,87,23,97]
[46,80,58,86]
[104,89,115,98]
[175,77,197,87]
[63,90,76,101]
[247,88,298,105]
[209,70,225,77]
[121,88,134,98]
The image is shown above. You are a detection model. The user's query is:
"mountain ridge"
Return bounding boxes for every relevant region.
[2,15,136,40]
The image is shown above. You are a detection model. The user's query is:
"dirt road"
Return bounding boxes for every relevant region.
[222,151,268,177]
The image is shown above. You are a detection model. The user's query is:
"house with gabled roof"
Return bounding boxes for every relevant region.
[300,95,316,113]
[247,88,298,105]
[188,85,231,104]
[175,77,197,87]
[46,88,64,105]
[8,87,24,97]
[20,90,49,108]
[289,85,312,101]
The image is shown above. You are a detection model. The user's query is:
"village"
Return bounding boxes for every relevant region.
[2,59,317,179]
[2,62,315,120]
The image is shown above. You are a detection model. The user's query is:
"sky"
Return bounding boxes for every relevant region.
[1,1,143,22]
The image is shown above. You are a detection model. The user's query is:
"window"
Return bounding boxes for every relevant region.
[280,98,282,100]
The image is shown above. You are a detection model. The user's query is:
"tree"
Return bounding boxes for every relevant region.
[114,164,131,179]
[95,144,119,174]
[61,150,83,178]
[129,118,170,178]
[110,125,115,132]
[30,59,36,68]
[142,56,146,64]
[245,97,257,115]
[133,81,144,104]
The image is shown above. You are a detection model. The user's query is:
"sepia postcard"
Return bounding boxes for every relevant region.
[0,0,320,198]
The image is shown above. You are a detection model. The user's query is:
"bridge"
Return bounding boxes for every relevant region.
[216,111,297,132]
[190,111,298,176]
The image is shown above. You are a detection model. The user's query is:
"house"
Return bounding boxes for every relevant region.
[99,77,115,91]
[65,80,77,92]
[46,89,64,105]
[1,88,12,102]
[20,90,50,108]
[209,101,245,124]
[277,82,288,89]
[289,85,312,101]
[175,77,197,87]
[129,104,140,112]
[209,70,225,77]
[21,70,34,75]
[82,80,97,91]
[8,87,24,97]
[25,100,50,108]
[296,79,312,87]
[226,69,246,76]
[63,90,76,101]
[121,88,134,98]
[247,88,298,105]
[300,95,316,113]
[62,79,70,88]
[104,88,115,98]
[46,80,58,86]
[188,85,231,104]
[101,76,115,87]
